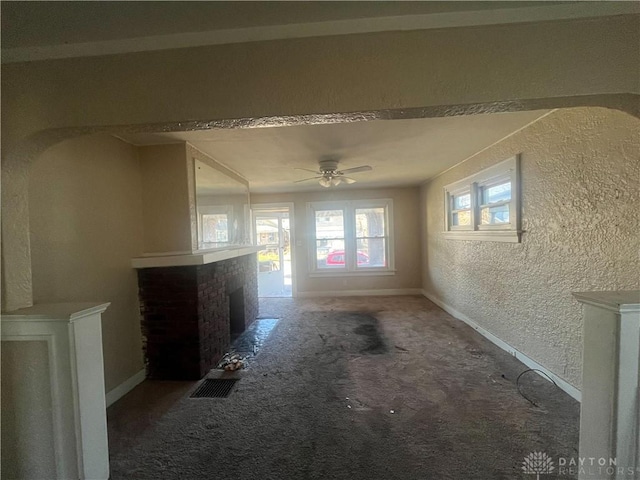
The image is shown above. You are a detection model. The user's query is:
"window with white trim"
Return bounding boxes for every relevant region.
[444,155,521,242]
[308,199,394,275]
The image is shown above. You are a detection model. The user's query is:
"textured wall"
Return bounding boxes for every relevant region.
[28,134,145,391]
[252,186,422,295]
[421,107,640,389]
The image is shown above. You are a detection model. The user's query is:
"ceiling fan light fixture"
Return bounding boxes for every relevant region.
[319,176,332,188]
[295,158,372,188]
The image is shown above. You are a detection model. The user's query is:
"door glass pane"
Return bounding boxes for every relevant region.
[452,210,471,226]
[254,209,292,298]
[202,214,228,243]
[453,193,471,210]
[255,218,279,245]
[280,217,292,287]
[481,204,510,224]
[281,217,291,261]
[355,207,385,237]
[482,182,511,205]
[356,238,386,268]
[256,217,281,271]
[317,239,345,269]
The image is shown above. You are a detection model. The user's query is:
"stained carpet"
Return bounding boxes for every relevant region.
[107,296,579,479]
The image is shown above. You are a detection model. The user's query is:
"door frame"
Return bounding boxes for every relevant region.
[251,202,296,297]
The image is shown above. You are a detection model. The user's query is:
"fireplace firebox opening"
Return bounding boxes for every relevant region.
[229,287,246,338]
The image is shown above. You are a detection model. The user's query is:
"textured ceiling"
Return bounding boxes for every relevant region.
[118,110,550,193]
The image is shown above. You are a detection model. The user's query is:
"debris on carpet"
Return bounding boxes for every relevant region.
[217,353,245,371]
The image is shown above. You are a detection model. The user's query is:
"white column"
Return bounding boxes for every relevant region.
[1,303,110,480]
[574,291,640,480]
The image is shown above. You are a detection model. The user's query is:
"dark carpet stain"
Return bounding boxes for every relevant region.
[319,311,388,355]
[352,323,387,354]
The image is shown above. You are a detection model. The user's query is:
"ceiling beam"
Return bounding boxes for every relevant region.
[2,2,638,64]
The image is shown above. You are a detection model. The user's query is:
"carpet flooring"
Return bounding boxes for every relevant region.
[107,296,579,479]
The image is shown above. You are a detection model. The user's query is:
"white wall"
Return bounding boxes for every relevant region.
[252,186,422,296]
[139,144,194,253]
[421,107,640,390]
[1,341,56,479]
[28,134,144,391]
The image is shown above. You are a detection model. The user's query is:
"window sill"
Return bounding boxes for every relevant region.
[443,230,521,243]
[308,269,397,278]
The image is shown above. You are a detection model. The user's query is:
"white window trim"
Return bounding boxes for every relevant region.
[443,155,521,243]
[447,185,475,232]
[307,198,395,276]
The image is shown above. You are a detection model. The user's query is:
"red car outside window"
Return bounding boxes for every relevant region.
[325,250,369,266]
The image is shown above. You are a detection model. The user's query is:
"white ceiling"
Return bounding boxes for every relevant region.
[118,110,550,193]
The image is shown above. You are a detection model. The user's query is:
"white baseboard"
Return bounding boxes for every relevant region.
[296,288,423,298]
[105,369,146,407]
[421,290,581,402]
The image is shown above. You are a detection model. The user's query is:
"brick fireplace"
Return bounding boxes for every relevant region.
[137,253,259,380]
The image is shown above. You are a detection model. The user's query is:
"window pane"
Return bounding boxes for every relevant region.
[452,210,471,226]
[356,238,386,268]
[202,214,228,242]
[315,210,344,239]
[317,239,345,269]
[481,204,510,224]
[453,193,471,210]
[482,182,511,205]
[355,207,385,238]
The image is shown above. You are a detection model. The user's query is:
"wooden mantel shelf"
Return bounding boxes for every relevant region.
[131,245,265,269]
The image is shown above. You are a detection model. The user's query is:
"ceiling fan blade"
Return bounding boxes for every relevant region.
[342,177,357,184]
[294,176,322,183]
[294,167,321,174]
[339,165,372,175]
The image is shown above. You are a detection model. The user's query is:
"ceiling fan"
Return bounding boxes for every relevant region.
[295,159,372,187]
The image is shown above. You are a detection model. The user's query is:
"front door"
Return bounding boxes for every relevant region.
[253,206,292,297]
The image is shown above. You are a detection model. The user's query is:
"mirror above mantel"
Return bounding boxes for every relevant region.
[131,141,257,265]
[191,147,251,251]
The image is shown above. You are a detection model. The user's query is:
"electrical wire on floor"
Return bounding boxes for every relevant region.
[516,368,558,408]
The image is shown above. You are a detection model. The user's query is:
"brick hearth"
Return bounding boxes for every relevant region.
[137,254,259,380]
